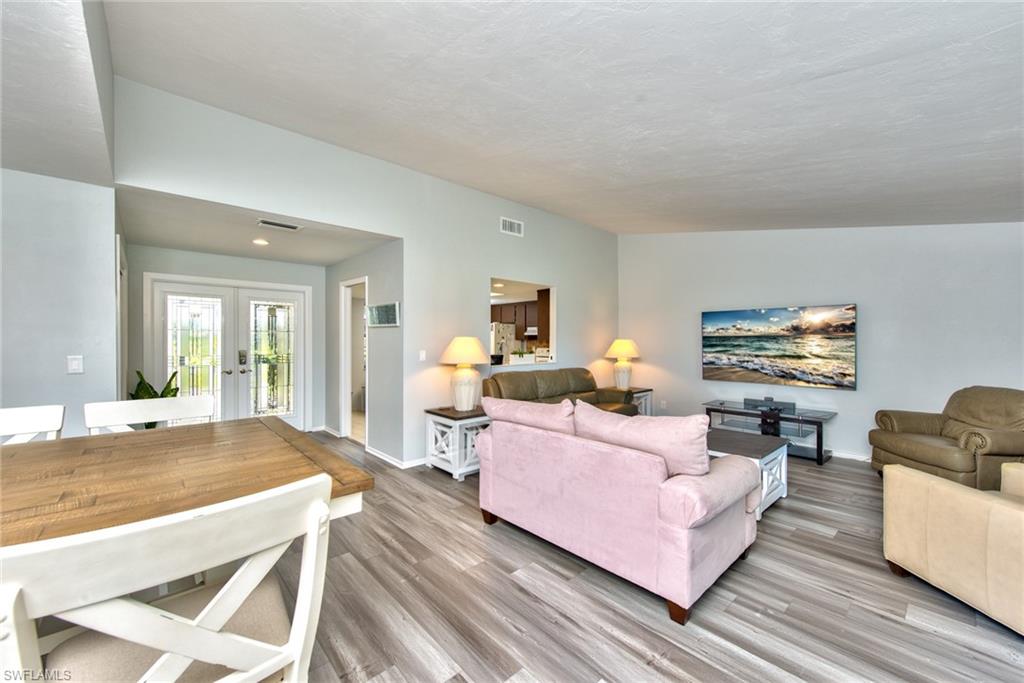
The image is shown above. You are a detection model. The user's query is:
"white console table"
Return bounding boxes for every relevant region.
[630,387,654,416]
[425,406,491,481]
[707,428,788,520]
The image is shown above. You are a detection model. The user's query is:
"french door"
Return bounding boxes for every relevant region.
[149,281,306,429]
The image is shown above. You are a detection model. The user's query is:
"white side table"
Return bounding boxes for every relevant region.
[631,387,654,416]
[707,429,788,520]
[425,406,491,481]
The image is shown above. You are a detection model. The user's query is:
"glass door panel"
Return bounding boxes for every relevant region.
[149,280,304,428]
[166,294,223,421]
[249,300,295,417]
[238,289,304,429]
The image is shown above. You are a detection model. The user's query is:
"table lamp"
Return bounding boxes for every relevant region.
[605,338,640,390]
[440,336,490,410]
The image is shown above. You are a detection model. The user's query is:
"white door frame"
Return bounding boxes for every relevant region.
[142,272,314,431]
[339,277,369,444]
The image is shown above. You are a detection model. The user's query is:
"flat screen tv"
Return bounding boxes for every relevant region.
[701,304,856,390]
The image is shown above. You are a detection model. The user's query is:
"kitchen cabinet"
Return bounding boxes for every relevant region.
[514,303,527,339]
[525,301,538,327]
[499,304,516,324]
[537,289,551,345]
[490,305,501,323]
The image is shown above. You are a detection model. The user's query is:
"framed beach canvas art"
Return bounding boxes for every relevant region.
[701,304,857,390]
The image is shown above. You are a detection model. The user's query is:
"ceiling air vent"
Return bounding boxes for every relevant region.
[499,217,524,237]
[257,219,303,232]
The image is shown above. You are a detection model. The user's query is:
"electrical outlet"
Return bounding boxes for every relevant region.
[66,355,84,374]
[659,400,668,409]
[418,349,427,361]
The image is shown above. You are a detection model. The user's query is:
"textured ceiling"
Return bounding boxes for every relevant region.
[117,186,394,266]
[105,2,1023,233]
[2,1,112,185]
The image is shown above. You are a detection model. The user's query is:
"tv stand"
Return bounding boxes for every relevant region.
[702,399,837,465]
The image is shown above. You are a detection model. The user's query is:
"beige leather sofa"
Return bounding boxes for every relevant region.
[870,386,1024,490]
[883,463,1023,635]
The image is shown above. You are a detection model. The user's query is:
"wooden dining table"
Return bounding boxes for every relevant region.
[1,416,374,547]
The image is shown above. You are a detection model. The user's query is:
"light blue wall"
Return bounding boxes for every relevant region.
[325,239,403,458]
[125,244,327,427]
[115,78,620,462]
[618,222,1024,458]
[1,169,117,436]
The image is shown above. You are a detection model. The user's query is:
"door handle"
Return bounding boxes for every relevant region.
[223,369,233,375]
[239,368,248,374]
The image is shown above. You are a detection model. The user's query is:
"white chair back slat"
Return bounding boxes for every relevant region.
[0,474,332,681]
[83,396,216,435]
[0,405,65,445]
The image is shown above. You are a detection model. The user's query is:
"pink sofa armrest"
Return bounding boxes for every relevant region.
[475,428,494,510]
[659,455,760,529]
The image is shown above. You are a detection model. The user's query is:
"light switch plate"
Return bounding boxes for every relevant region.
[418,349,427,361]
[659,400,668,409]
[66,355,84,374]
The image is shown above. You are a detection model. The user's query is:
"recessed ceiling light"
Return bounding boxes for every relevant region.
[252,238,269,246]
[492,283,505,288]
[490,292,504,297]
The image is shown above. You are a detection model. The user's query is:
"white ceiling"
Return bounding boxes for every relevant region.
[117,186,394,266]
[491,278,546,305]
[2,0,112,186]
[104,2,1023,233]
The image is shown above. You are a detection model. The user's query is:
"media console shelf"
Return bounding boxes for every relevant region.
[702,398,836,465]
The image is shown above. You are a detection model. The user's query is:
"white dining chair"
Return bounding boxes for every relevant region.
[0,474,332,682]
[83,395,216,434]
[0,405,65,445]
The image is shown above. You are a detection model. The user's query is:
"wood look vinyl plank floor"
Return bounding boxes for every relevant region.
[276,434,1023,683]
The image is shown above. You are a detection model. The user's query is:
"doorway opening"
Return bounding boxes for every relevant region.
[339,277,368,445]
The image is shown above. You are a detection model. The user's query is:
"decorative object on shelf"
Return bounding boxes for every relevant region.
[367,302,400,327]
[440,336,490,411]
[605,339,641,390]
[424,406,491,481]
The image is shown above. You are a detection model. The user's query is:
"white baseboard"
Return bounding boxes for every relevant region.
[365,445,426,469]
[829,449,870,462]
[319,425,343,438]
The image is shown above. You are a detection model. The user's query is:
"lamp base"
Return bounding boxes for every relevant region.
[452,365,480,411]
[613,359,632,390]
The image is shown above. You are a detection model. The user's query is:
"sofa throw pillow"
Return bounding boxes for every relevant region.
[482,396,575,435]
[574,400,710,475]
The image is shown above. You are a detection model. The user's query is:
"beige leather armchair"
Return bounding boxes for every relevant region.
[870,386,1024,490]
[883,463,1023,635]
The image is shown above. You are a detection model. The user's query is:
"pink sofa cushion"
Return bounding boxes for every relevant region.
[481,396,575,435]
[574,400,710,475]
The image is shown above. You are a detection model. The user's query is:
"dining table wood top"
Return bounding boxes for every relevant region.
[0,416,374,547]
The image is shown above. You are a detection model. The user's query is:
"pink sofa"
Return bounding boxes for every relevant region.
[475,399,761,625]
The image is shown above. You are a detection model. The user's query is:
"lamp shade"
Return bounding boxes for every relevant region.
[439,336,490,365]
[605,338,640,360]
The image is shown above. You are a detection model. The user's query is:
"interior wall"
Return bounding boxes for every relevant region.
[325,239,403,457]
[618,222,1024,458]
[1,169,117,436]
[124,244,327,427]
[115,78,619,463]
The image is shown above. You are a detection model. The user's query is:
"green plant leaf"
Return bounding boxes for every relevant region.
[159,371,179,398]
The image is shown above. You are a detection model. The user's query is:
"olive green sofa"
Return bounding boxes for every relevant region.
[869,386,1024,490]
[482,367,638,416]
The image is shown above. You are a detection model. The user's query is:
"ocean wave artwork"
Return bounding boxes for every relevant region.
[701,304,857,390]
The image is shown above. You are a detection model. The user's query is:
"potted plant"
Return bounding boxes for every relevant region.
[129,370,180,429]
